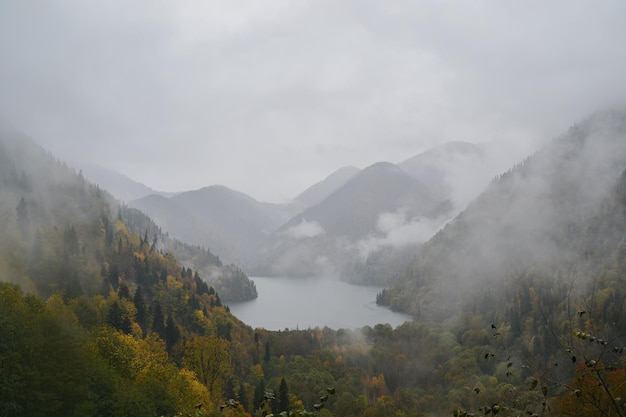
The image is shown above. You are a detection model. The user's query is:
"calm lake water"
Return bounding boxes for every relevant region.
[227,276,413,331]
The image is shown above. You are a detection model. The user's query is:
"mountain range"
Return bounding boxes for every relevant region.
[79,111,626,292]
[75,163,176,202]
[100,140,508,282]
[256,162,445,280]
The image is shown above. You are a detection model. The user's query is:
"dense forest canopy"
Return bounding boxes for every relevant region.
[2,111,626,417]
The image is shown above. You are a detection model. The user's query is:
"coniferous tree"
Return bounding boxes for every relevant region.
[133,286,147,332]
[214,293,222,307]
[151,301,165,339]
[16,197,29,235]
[108,301,132,334]
[224,378,236,402]
[264,341,271,362]
[63,226,79,255]
[239,383,250,412]
[165,314,180,352]
[278,378,289,413]
[102,212,114,247]
[271,390,280,416]
[99,270,111,297]
[253,380,266,411]
[108,264,120,291]
[141,228,148,247]
[118,282,130,300]
[63,278,83,301]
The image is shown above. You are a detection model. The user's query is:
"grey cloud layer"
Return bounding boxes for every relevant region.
[1,1,625,202]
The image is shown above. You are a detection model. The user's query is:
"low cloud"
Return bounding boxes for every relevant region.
[284,219,325,239]
[356,209,450,260]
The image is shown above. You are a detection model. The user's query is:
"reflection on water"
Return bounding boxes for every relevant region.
[227,276,412,331]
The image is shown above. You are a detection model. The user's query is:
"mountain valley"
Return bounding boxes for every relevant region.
[2,110,626,417]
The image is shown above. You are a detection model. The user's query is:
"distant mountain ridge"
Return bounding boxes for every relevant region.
[115,140,527,282]
[279,162,442,239]
[130,185,290,270]
[75,163,176,202]
[287,165,361,212]
[399,141,483,189]
[0,133,257,302]
[255,161,446,280]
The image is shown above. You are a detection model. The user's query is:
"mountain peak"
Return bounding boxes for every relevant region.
[291,165,361,210]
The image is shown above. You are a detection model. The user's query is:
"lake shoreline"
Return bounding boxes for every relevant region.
[228,276,413,331]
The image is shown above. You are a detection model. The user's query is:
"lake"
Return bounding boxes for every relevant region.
[227,276,413,331]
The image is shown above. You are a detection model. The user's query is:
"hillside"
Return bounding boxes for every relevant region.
[281,162,442,239]
[0,131,261,416]
[130,185,288,270]
[118,204,257,302]
[75,163,175,202]
[399,140,539,211]
[399,141,483,192]
[287,165,361,213]
[379,110,626,320]
[0,132,256,303]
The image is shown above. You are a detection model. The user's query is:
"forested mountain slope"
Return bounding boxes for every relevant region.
[379,110,626,320]
[130,185,289,271]
[118,204,257,302]
[0,132,256,302]
[0,132,260,416]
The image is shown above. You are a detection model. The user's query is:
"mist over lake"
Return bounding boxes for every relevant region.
[227,276,412,331]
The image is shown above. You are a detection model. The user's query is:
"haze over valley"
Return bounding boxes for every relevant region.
[2,1,626,416]
[102,139,524,284]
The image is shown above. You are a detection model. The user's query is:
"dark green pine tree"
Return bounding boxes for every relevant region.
[239,383,250,412]
[102,212,114,247]
[253,380,266,411]
[108,264,120,291]
[108,301,132,334]
[151,301,165,339]
[165,314,180,352]
[118,282,130,300]
[278,378,289,413]
[16,197,29,235]
[100,267,111,297]
[224,379,236,402]
[264,341,271,362]
[63,226,80,255]
[133,286,147,333]
[271,390,280,416]
[141,228,148,247]
[63,278,83,301]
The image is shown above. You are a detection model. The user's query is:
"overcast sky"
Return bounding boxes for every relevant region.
[1,1,625,203]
